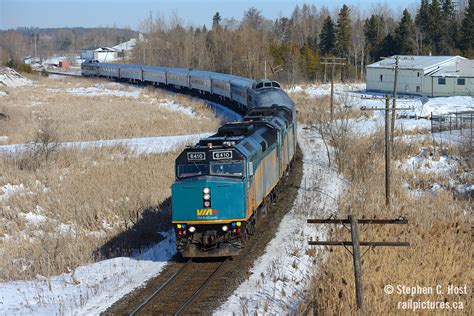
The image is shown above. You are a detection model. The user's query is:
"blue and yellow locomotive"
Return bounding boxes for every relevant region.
[172,84,296,257]
[80,61,297,257]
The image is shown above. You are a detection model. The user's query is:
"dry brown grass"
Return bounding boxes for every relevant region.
[301,131,472,315]
[0,74,219,144]
[0,144,180,281]
[291,91,370,125]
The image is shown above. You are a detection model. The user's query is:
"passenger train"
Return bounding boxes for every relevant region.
[81,60,297,257]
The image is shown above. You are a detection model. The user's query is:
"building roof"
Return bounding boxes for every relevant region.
[80,46,117,52]
[113,38,137,51]
[367,55,468,72]
[429,59,474,78]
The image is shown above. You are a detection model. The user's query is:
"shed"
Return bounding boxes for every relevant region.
[80,46,118,63]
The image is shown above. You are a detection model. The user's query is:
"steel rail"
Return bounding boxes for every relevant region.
[174,258,228,316]
[129,259,191,316]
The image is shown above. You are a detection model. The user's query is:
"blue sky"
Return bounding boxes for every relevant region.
[1,0,417,30]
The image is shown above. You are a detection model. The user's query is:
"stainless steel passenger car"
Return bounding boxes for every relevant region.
[120,64,143,81]
[142,66,167,85]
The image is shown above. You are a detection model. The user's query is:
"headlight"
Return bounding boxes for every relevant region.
[203,194,211,200]
[222,225,228,232]
[203,187,210,194]
[188,226,196,233]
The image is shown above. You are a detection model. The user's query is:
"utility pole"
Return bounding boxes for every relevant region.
[385,95,391,206]
[264,59,267,79]
[307,215,409,312]
[361,95,413,206]
[391,56,400,150]
[321,57,346,121]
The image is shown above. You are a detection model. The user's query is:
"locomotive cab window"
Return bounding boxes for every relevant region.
[210,161,244,177]
[177,164,208,178]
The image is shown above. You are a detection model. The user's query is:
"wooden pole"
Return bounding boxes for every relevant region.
[390,56,399,150]
[350,215,364,311]
[307,217,410,312]
[385,94,391,207]
[330,60,335,122]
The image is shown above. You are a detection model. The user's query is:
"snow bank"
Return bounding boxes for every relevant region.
[0,67,33,87]
[0,231,176,315]
[47,84,141,98]
[288,83,366,97]
[0,133,212,155]
[217,126,345,314]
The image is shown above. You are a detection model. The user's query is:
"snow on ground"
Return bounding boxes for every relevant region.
[290,83,474,118]
[0,231,176,315]
[288,83,366,98]
[0,183,27,201]
[0,67,33,87]
[399,128,474,146]
[0,91,7,97]
[158,100,196,117]
[0,133,212,155]
[47,84,141,98]
[397,146,473,199]
[348,116,432,136]
[397,147,459,176]
[216,126,345,315]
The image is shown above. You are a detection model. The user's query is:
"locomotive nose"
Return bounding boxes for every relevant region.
[171,179,245,222]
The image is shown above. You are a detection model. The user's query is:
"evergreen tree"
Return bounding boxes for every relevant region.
[416,0,431,51]
[381,33,397,57]
[460,0,474,53]
[428,0,443,53]
[212,12,221,29]
[439,0,457,54]
[364,14,385,61]
[394,9,416,54]
[416,0,430,33]
[319,16,336,56]
[335,4,352,58]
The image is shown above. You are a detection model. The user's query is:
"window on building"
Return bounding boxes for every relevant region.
[457,78,465,86]
[416,86,421,92]
[380,74,383,82]
[417,72,420,77]
[438,78,446,85]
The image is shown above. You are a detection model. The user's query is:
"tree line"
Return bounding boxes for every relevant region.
[135,0,474,84]
[0,27,137,65]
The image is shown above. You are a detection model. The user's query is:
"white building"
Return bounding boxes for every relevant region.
[366,56,474,97]
[79,46,118,63]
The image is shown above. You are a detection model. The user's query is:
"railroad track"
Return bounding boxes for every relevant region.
[104,146,303,315]
[129,258,228,315]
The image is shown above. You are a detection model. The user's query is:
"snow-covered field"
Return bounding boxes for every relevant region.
[0,133,212,155]
[396,146,473,199]
[0,231,176,315]
[217,126,345,314]
[47,84,141,98]
[290,83,473,118]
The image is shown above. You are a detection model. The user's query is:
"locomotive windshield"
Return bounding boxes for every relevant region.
[210,161,244,177]
[177,164,208,178]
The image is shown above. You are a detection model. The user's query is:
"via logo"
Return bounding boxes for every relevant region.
[196,209,218,216]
